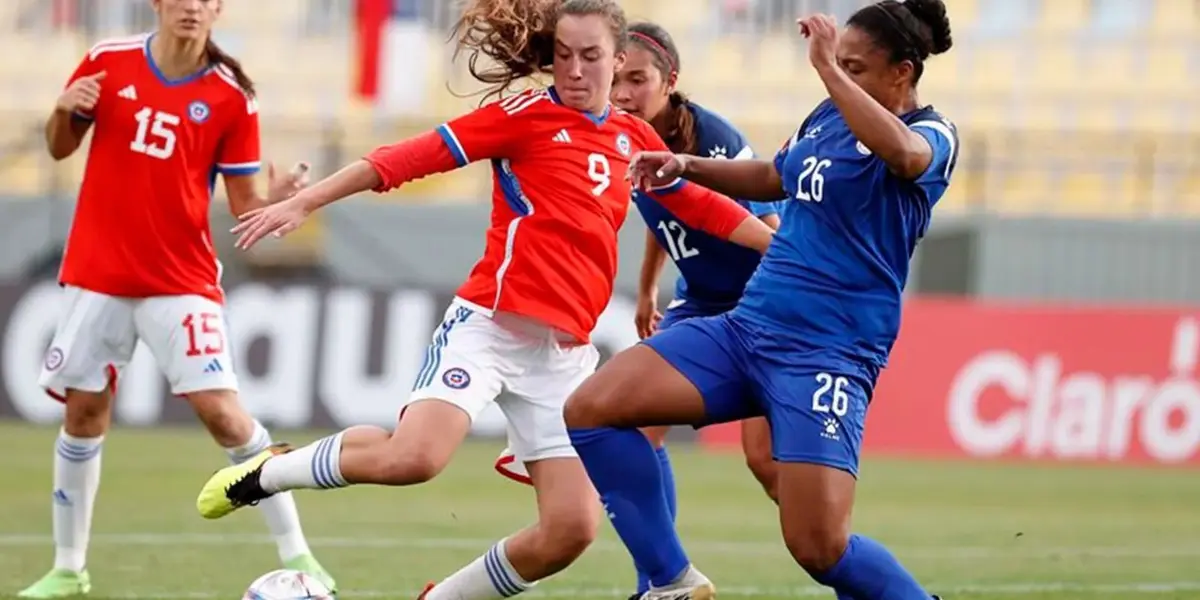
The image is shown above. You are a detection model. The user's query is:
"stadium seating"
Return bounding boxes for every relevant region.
[0,0,1196,224]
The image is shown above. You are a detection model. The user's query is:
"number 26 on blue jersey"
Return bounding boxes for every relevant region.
[795,156,832,203]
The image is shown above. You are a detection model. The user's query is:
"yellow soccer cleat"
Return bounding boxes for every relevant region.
[197,442,292,519]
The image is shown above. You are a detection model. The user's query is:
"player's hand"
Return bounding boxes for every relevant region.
[634,292,663,340]
[56,71,106,114]
[627,151,689,191]
[266,161,311,205]
[230,195,310,250]
[798,14,839,71]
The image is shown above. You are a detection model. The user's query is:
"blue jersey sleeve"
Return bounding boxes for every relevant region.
[748,201,780,218]
[908,118,958,206]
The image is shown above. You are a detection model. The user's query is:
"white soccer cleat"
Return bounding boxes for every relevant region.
[493,447,533,486]
[639,566,716,600]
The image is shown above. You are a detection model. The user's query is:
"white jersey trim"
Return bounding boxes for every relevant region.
[87,34,148,60]
[216,161,262,170]
[909,119,957,179]
[498,89,549,115]
[490,158,535,312]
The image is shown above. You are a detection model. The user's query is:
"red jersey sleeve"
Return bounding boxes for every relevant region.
[215,94,262,177]
[435,90,538,166]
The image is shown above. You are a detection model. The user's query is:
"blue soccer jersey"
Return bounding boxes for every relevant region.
[633,103,785,320]
[645,99,958,475]
[736,99,958,376]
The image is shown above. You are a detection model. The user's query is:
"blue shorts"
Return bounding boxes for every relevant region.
[643,313,872,476]
[657,301,717,331]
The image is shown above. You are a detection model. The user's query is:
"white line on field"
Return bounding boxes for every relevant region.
[91,582,1200,598]
[2,532,1199,559]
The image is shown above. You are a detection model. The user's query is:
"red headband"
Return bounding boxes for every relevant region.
[629,31,677,75]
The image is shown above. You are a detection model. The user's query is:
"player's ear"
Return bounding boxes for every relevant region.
[665,70,679,94]
[894,60,915,87]
[613,50,627,73]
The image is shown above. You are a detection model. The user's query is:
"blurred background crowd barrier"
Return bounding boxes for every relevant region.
[0,0,1197,464]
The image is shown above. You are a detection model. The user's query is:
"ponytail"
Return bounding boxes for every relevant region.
[451,0,627,103]
[664,92,698,155]
[204,38,255,97]
[451,0,557,103]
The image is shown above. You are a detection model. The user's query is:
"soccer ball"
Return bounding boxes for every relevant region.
[243,569,334,600]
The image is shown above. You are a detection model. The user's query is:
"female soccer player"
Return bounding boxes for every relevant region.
[19,1,335,598]
[491,20,783,600]
[565,1,958,600]
[195,1,774,600]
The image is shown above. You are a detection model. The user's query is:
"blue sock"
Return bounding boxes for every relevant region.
[657,445,678,521]
[814,534,930,600]
[635,445,678,594]
[569,427,690,588]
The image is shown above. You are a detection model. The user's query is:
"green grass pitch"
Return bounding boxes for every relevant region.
[0,423,1196,599]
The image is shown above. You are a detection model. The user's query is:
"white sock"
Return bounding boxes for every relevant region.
[427,539,535,600]
[259,431,348,494]
[52,429,103,573]
[225,421,313,562]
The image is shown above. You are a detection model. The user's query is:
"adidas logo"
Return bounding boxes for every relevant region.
[53,489,71,506]
[552,129,572,143]
[203,358,223,374]
[117,85,137,101]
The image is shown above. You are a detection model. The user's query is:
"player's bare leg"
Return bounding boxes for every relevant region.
[777,462,937,599]
[336,399,471,484]
[186,389,335,590]
[424,457,599,600]
[741,417,778,503]
[199,398,471,517]
[565,345,715,600]
[775,462,855,576]
[18,389,112,598]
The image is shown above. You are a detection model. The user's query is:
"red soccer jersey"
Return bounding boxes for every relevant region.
[59,34,261,304]
[424,87,738,342]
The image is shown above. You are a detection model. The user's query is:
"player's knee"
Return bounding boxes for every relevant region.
[62,389,113,437]
[782,522,850,575]
[187,390,253,447]
[535,510,597,566]
[562,383,617,429]
[562,391,594,429]
[376,447,448,485]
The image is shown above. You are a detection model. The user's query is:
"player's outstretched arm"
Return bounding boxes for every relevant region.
[683,157,787,202]
[231,131,460,250]
[800,15,932,180]
[649,182,774,254]
[287,129,460,215]
[224,162,311,217]
[631,152,786,202]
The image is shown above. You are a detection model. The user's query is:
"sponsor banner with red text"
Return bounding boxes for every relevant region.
[698,297,1200,466]
[0,281,644,439]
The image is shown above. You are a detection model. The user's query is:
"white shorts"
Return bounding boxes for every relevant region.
[407,301,600,465]
[39,285,239,399]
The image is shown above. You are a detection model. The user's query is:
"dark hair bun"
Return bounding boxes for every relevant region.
[904,0,952,55]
